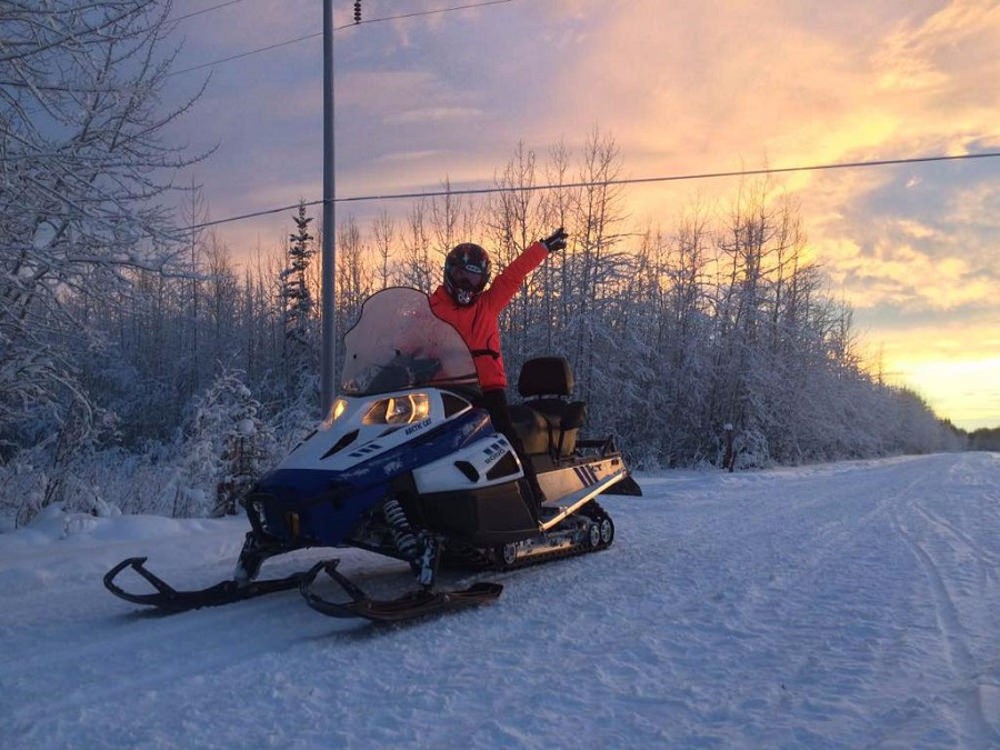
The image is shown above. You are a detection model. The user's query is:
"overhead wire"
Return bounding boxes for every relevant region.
[186,150,1000,231]
[169,0,250,24]
[168,31,321,75]
[168,0,513,76]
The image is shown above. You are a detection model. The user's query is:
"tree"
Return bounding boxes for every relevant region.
[0,0,206,457]
[371,209,397,289]
[430,177,480,258]
[174,369,274,518]
[484,142,543,371]
[562,128,629,411]
[278,201,318,401]
[398,200,435,291]
[336,213,374,342]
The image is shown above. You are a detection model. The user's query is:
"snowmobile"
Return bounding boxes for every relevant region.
[104,287,641,622]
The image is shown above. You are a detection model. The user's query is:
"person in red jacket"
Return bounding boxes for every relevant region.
[430,228,568,508]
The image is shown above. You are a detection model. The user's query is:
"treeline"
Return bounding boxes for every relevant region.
[968,428,1000,451]
[2,131,968,525]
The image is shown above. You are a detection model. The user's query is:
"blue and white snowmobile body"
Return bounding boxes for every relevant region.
[104,288,639,622]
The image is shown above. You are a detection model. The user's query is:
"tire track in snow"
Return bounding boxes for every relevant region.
[911,500,1000,568]
[889,491,997,745]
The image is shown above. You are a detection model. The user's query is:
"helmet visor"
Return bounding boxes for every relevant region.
[451,265,486,290]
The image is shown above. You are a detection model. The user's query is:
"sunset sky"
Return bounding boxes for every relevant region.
[164,0,1000,430]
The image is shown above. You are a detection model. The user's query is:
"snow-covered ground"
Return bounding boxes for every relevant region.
[2,453,999,749]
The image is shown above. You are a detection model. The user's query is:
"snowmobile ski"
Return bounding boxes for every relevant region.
[102,557,306,613]
[299,559,503,623]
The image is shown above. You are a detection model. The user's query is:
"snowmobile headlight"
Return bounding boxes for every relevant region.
[328,398,349,423]
[362,393,431,425]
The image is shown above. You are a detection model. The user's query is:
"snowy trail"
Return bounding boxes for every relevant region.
[2,453,999,749]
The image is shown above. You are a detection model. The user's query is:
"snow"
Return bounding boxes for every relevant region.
[2,453,999,749]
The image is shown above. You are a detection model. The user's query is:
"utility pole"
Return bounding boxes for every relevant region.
[321,0,336,416]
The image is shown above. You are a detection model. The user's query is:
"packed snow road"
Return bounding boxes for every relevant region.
[1,453,999,749]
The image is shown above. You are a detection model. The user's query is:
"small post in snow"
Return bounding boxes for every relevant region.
[723,423,735,473]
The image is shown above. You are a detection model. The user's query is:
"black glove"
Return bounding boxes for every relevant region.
[541,227,568,253]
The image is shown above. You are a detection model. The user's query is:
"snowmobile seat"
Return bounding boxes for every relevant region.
[510,357,587,458]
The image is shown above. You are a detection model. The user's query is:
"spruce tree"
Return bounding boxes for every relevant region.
[278,202,319,402]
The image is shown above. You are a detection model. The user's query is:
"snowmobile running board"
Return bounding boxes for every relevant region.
[538,466,628,533]
[299,559,503,623]
[102,557,306,613]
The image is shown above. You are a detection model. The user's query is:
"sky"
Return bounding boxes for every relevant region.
[162,0,1000,431]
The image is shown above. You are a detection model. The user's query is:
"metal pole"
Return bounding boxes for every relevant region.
[321,0,336,416]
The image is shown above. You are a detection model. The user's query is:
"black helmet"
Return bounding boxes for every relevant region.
[444,242,491,305]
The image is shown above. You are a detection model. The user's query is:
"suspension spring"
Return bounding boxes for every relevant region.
[383,498,420,560]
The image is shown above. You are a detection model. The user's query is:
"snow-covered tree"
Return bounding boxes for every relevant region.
[174,370,275,518]
[0,1,205,514]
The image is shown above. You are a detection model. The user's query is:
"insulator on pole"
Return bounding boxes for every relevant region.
[354,1,362,24]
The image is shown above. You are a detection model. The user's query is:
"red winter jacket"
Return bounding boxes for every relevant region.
[430,241,549,391]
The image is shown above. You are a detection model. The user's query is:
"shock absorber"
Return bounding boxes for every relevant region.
[383,498,420,560]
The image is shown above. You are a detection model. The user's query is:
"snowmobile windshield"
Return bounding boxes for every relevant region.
[340,287,480,397]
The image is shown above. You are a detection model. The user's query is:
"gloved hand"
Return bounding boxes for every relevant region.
[541,227,568,253]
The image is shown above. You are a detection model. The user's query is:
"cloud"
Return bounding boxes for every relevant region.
[372,149,449,164]
[384,107,483,124]
[874,0,1000,92]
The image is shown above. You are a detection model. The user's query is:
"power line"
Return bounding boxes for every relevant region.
[169,0,250,24]
[169,0,513,76]
[169,31,321,75]
[187,150,1000,231]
